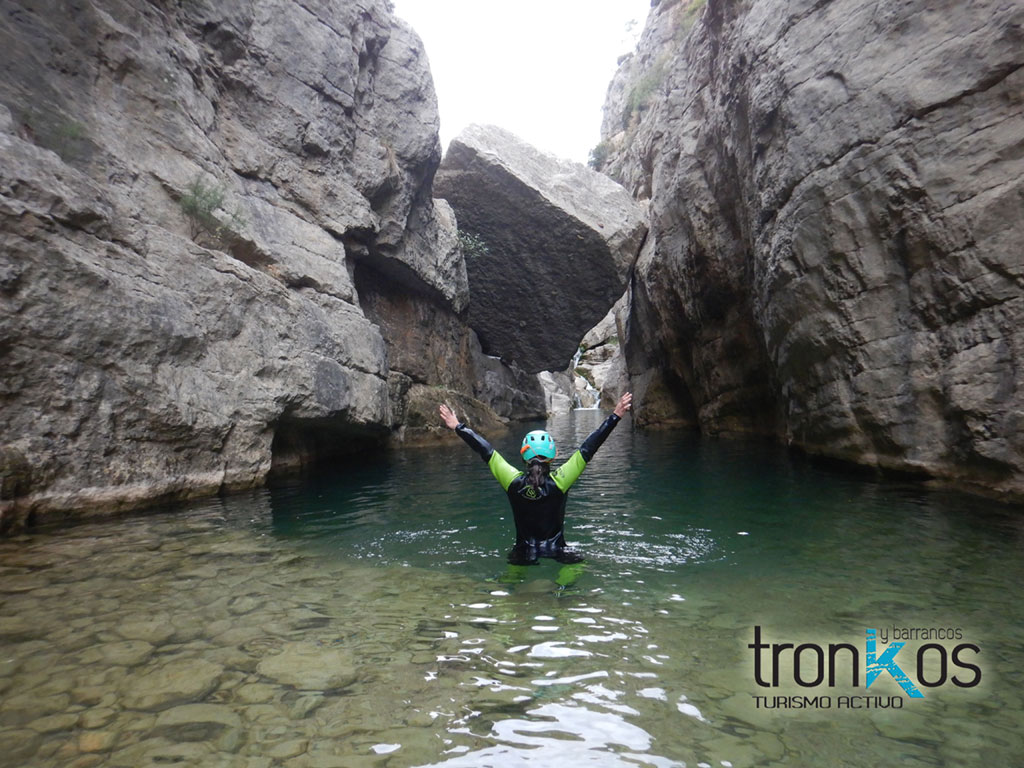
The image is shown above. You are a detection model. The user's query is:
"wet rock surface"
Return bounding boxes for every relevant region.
[601,0,1024,497]
[435,124,648,373]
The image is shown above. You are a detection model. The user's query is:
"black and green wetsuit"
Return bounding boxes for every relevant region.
[455,413,622,565]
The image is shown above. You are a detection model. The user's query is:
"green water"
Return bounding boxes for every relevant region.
[1,410,1022,767]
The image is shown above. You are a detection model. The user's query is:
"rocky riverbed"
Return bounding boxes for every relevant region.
[0,498,480,767]
[3,494,708,768]
[3,462,1024,768]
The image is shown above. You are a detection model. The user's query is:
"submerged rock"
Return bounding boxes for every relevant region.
[153,704,243,750]
[119,659,223,712]
[80,641,155,668]
[255,642,357,691]
[435,124,647,373]
[0,729,42,765]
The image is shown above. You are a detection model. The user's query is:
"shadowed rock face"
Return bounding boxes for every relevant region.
[601,0,1024,497]
[0,0,512,526]
[435,124,648,374]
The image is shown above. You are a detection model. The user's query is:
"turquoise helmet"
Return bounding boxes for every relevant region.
[520,430,556,462]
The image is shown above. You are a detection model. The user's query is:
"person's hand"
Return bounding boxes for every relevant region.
[613,392,633,418]
[439,403,460,430]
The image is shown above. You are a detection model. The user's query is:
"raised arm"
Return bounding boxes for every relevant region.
[440,403,523,490]
[579,391,632,461]
[553,392,632,491]
[440,403,493,462]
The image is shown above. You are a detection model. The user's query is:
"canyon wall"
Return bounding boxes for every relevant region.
[0,0,525,527]
[600,0,1024,498]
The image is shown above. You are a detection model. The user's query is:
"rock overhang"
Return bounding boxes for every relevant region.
[435,124,648,374]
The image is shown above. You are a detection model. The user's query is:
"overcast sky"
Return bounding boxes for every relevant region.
[390,0,652,164]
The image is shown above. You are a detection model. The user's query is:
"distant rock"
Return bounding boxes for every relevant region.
[576,295,630,409]
[538,371,575,415]
[435,124,647,373]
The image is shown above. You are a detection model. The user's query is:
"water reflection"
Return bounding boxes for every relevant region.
[414,701,680,768]
[407,588,698,768]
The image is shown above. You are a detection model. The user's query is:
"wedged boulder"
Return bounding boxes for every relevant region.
[434,124,647,373]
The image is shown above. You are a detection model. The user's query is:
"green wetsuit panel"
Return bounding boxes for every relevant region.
[552,450,586,493]
[489,451,523,491]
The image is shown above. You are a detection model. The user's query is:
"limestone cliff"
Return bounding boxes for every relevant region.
[0,0,518,527]
[600,0,1024,498]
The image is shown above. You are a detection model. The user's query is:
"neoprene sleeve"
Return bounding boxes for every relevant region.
[552,413,621,493]
[488,452,523,491]
[579,413,621,462]
[455,424,494,461]
[458,413,620,494]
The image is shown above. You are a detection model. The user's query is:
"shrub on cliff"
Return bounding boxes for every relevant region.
[17,108,89,162]
[588,141,612,170]
[179,175,245,245]
[457,229,490,260]
[621,56,668,129]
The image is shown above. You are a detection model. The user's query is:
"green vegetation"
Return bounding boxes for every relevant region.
[179,175,245,243]
[18,108,89,162]
[457,229,490,260]
[678,0,708,35]
[53,120,87,161]
[588,140,612,171]
[621,55,668,129]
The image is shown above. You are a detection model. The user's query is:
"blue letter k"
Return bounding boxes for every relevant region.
[865,628,923,698]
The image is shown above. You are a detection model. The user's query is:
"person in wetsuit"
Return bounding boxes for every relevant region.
[439,392,632,565]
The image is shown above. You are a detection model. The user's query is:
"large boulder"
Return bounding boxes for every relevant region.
[602,0,1024,497]
[434,124,648,373]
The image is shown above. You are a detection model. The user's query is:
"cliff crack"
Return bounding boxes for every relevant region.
[284,70,354,111]
[769,59,1022,225]
[913,61,1024,120]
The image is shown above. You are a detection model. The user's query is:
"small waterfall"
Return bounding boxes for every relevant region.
[571,347,601,410]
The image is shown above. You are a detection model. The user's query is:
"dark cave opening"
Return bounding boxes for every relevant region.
[268,413,388,483]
